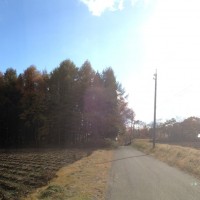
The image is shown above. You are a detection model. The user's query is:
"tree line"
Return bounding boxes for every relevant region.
[133,117,200,143]
[0,59,134,148]
[155,117,200,142]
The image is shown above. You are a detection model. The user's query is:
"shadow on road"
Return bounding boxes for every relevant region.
[97,154,149,164]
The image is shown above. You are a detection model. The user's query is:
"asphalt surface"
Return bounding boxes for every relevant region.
[107,146,200,200]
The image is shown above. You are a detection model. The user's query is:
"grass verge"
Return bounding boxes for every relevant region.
[23,149,113,200]
[132,139,200,179]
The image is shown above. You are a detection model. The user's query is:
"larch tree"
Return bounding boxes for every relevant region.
[48,60,79,145]
[0,68,21,147]
[0,59,135,148]
[19,66,47,147]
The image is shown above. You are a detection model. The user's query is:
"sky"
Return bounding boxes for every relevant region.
[1,0,200,123]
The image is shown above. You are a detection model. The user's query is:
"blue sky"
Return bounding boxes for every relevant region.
[1,0,200,123]
[0,0,150,72]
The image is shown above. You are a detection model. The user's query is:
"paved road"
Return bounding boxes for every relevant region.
[107,146,200,200]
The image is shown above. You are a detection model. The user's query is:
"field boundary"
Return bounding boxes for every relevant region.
[0,149,91,200]
[24,149,113,200]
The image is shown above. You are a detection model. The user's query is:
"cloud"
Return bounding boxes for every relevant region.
[118,0,124,10]
[131,0,139,6]
[131,0,150,7]
[80,0,124,16]
[80,0,151,16]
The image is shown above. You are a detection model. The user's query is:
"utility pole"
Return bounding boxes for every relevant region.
[153,69,157,148]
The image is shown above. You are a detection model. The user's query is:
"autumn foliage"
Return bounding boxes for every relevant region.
[0,60,133,148]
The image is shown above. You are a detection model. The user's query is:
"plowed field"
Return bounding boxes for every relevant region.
[0,149,90,200]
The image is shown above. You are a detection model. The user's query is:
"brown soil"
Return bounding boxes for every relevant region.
[24,149,113,200]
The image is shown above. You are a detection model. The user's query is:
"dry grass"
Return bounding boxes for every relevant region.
[23,149,113,200]
[132,139,200,179]
[0,149,90,200]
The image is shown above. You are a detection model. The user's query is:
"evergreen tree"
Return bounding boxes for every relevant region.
[48,60,79,145]
[19,66,47,147]
[0,59,135,148]
[77,61,95,143]
[0,68,21,147]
